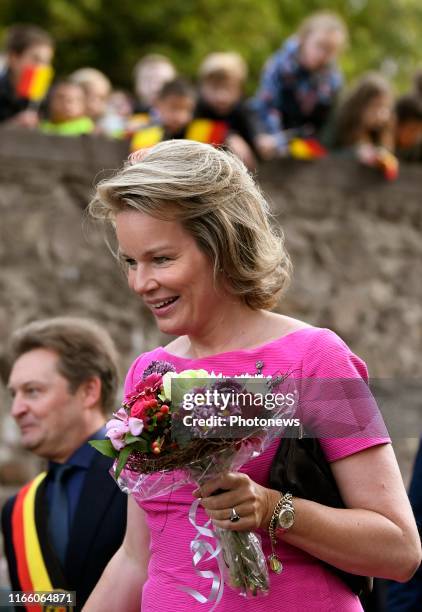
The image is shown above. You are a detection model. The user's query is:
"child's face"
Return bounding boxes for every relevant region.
[50,84,86,123]
[84,81,110,120]
[155,94,195,135]
[9,43,54,80]
[362,94,393,131]
[200,78,242,115]
[135,63,176,107]
[396,120,422,149]
[108,91,133,117]
[300,29,344,71]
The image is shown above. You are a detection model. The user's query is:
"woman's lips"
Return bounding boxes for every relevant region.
[149,296,179,317]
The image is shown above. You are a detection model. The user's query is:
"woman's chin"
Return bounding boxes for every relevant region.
[155,318,187,337]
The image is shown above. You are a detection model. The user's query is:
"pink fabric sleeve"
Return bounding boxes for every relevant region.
[123,352,154,398]
[301,329,391,462]
[123,346,168,398]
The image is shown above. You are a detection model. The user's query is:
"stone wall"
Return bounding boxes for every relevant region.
[0,129,420,584]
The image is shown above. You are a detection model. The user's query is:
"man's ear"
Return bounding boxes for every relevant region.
[80,376,102,409]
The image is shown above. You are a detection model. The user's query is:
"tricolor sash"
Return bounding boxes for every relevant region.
[10,473,73,612]
[185,119,228,145]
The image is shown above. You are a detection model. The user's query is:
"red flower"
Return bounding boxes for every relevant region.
[130,393,158,419]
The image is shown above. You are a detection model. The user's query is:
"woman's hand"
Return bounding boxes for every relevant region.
[193,472,280,531]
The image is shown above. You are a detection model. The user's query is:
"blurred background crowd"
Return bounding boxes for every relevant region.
[2,2,422,176]
[0,2,421,610]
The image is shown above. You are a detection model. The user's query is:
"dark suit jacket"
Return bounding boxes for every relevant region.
[1,454,127,611]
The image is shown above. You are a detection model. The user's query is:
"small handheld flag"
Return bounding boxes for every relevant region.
[16,64,54,103]
[376,149,399,181]
[288,138,327,160]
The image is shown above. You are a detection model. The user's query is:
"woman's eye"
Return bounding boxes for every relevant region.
[124,258,137,269]
[153,256,170,264]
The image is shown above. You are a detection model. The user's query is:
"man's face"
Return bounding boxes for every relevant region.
[8,43,54,81]
[8,348,87,460]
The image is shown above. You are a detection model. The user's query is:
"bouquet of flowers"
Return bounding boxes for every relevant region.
[91,360,297,602]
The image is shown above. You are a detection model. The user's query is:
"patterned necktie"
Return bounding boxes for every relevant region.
[48,464,73,565]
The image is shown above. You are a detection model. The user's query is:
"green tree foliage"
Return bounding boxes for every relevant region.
[1,0,421,93]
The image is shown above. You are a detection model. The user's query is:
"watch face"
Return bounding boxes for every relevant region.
[279,508,294,529]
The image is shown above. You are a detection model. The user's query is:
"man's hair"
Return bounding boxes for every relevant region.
[396,94,422,124]
[9,317,120,413]
[157,77,196,101]
[5,24,54,55]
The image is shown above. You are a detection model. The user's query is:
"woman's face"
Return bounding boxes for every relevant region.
[115,209,230,337]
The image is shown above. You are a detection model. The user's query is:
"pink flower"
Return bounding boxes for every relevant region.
[105,408,143,450]
[134,373,162,395]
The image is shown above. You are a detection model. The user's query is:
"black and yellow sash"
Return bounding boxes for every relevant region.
[10,472,73,611]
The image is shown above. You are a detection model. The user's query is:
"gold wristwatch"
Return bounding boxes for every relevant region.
[267,492,295,573]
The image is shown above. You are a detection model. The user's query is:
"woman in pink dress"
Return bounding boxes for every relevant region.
[84,140,421,611]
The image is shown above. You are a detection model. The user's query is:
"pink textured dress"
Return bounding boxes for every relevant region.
[124,327,390,612]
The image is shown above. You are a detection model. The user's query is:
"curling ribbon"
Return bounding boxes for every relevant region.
[178,497,225,610]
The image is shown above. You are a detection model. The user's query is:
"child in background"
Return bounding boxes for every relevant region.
[133,54,176,113]
[128,54,177,134]
[131,78,196,149]
[70,67,111,125]
[99,89,134,138]
[252,11,347,159]
[330,72,394,150]
[0,24,54,126]
[195,52,258,168]
[330,73,397,179]
[41,80,94,136]
[394,94,422,162]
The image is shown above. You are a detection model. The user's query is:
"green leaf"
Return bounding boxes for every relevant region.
[124,434,142,445]
[89,439,119,458]
[132,439,148,452]
[114,444,134,480]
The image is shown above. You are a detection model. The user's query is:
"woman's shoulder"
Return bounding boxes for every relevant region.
[261,314,337,349]
[259,316,367,378]
[295,325,368,380]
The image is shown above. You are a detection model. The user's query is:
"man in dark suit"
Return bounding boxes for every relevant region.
[1,317,127,611]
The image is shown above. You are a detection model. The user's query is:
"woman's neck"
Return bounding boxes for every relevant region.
[170,309,296,359]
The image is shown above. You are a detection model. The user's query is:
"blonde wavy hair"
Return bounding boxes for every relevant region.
[90,140,291,310]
